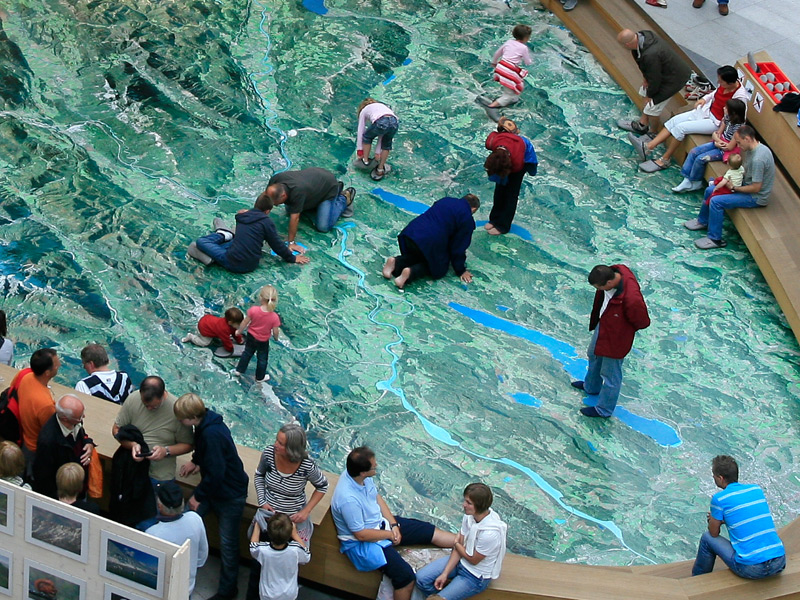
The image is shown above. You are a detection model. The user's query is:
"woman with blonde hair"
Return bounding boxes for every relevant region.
[355,98,399,181]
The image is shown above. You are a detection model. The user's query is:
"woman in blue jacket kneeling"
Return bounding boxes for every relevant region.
[382,194,480,289]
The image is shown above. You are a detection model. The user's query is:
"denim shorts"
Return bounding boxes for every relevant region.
[362,115,399,149]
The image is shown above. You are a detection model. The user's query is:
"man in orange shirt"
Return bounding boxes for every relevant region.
[12,349,60,470]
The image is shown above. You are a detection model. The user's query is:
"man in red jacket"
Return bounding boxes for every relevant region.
[571,265,650,417]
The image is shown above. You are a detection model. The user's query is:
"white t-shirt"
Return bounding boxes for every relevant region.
[0,338,14,366]
[460,514,505,579]
[250,541,311,600]
[599,289,615,319]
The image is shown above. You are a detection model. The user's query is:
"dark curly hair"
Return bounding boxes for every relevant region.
[484,148,513,178]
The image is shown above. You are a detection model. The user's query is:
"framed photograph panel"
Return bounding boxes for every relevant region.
[25,496,89,563]
[103,583,150,600]
[25,559,86,600]
[100,530,166,598]
[0,549,12,596]
[0,484,14,536]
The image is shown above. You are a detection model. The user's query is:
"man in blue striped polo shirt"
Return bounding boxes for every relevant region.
[692,455,786,578]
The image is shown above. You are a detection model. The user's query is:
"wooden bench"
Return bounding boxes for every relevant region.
[542,0,800,348]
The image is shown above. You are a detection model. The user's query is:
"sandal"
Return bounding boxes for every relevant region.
[370,165,391,181]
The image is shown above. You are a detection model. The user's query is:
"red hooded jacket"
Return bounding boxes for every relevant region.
[589,265,650,359]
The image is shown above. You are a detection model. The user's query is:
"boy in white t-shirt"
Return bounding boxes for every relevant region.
[415,483,507,600]
[250,513,311,600]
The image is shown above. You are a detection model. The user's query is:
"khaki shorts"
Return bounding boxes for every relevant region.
[639,86,670,117]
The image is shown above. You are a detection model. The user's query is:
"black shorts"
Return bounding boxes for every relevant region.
[380,516,435,589]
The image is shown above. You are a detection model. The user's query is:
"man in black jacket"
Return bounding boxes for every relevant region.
[616,29,691,135]
[190,191,310,271]
[174,393,249,600]
[32,394,94,499]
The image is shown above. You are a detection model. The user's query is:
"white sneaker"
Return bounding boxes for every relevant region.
[688,181,705,191]
[671,178,693,193]
[256,375,270,382]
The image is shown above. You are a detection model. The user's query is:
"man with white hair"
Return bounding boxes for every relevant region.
[32,394,94,499]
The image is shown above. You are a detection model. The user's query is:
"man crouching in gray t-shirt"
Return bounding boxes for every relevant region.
[685,125,775,249]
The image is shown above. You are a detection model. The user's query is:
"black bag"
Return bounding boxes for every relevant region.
[773,92,800,113]
[0,386,21,445]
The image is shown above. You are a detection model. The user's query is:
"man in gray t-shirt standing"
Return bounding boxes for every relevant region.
[685,125,775,249]
[265,167,356,245]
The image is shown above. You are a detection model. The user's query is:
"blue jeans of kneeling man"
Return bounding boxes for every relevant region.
[692,531,786,579]
[312,193,348,233]
[584,327,623,417]
[681,142,723,182]
[697,186,760,241]
[196,232,234,270]
[416,557,491,600]
[195,495,247,597]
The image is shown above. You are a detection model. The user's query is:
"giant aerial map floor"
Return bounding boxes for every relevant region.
[1,0,799,567]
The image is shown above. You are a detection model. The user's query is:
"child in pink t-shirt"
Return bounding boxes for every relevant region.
[482,25,533,110]
[233,285,281,382]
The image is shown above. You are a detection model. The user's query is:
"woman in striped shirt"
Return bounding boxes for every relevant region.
[253,423,329,543]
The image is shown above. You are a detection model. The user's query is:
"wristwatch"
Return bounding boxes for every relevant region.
[165,447,171,457]
[390,522,399,528]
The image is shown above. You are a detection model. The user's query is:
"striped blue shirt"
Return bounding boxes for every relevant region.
[711,482,785,565]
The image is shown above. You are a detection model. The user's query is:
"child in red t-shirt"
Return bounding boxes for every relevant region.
[183,308,244,354]
[233,285,281,382]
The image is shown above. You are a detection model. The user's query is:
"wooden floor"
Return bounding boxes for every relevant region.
[544,0,800,348]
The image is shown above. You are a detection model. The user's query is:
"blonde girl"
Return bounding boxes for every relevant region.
[233,285,281,382]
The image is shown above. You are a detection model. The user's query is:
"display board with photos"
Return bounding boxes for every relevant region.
[0,480,189,600]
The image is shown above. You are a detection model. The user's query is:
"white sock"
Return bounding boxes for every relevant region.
[215,229,233,242]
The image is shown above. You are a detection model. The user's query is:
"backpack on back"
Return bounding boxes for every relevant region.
[0,367,32,446]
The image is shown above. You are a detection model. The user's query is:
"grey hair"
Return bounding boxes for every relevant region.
[279,423,309,463]
[55,395,82,420]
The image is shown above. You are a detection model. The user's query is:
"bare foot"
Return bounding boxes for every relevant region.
[484,223,495,231]
[394,267,411,289]
[382,257,395,280]
[487,227,504,235]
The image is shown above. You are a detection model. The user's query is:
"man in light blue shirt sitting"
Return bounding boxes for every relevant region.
[331,447,455,600]
[692,455,786,579]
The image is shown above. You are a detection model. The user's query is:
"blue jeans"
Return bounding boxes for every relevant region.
[584,327,624,417]
[362,115,399,149]
[697,186,760,241]
[681,142,723,182]
[416,557,491,600]
[692,531,786,579]
[313,193,348,233]
[196,495,247,596]
[196,232,233,270]
[236,333,270,380]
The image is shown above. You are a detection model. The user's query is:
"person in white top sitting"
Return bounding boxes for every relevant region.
[415,483,507,600]
[75,344,133,404]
